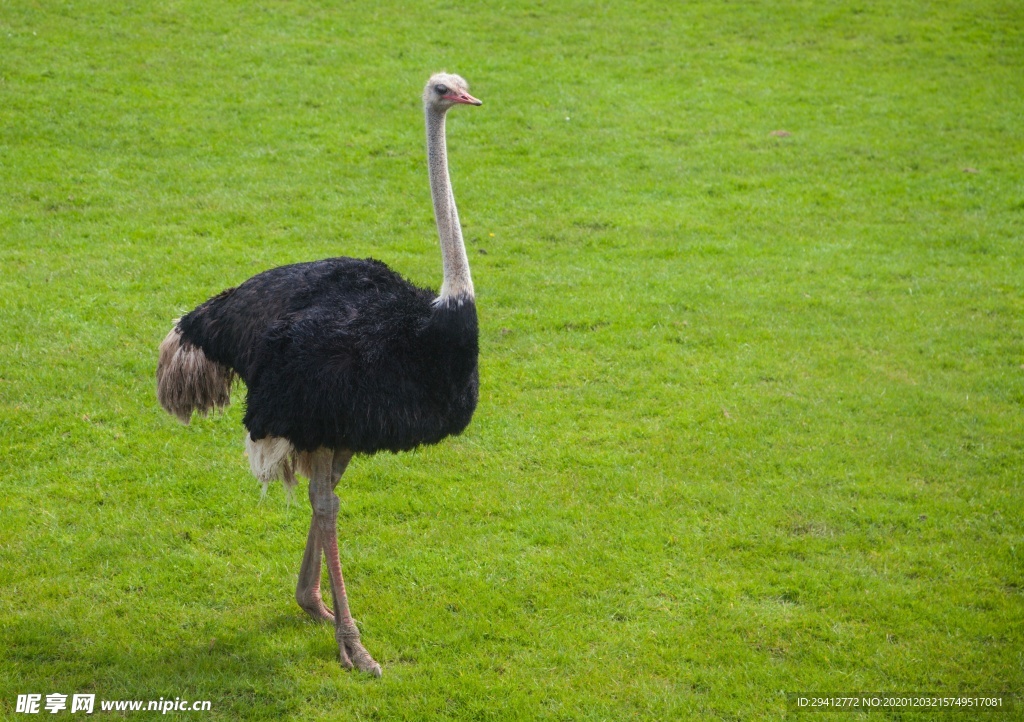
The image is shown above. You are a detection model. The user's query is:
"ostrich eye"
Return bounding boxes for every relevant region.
[435,84,449,95]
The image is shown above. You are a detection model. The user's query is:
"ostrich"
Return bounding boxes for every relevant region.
[155,73,483,676]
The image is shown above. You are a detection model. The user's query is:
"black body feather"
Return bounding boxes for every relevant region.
[176,257,479,454]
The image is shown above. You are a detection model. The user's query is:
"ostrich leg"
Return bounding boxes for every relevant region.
[297,450,355,622]
[296,449,357,621]
[307,448,382,676]
[296,513,334,622]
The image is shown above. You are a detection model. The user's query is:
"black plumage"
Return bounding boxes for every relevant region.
[176,257,478,454]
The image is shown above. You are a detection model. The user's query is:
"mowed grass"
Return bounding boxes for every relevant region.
[1,1,1022,719]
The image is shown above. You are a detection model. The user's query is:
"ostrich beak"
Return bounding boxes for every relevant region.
[448,91,482,106]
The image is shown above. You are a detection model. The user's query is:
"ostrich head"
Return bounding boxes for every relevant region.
[424,73,482,111]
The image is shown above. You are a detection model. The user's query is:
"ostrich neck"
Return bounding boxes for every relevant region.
[426,107,474,304]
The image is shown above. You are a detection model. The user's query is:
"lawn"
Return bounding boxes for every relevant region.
[1,1,1022,719]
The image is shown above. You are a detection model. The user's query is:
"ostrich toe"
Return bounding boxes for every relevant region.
[337,625,382,677]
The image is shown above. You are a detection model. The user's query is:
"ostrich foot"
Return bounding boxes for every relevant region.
[297,589,335,623]
[337,624,382,677]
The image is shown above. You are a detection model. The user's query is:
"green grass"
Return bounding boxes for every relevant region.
[1,0,1022,719]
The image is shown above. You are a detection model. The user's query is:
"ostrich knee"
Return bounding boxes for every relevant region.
[312,494,340,531]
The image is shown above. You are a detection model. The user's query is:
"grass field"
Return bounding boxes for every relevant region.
[1,1,1022,719]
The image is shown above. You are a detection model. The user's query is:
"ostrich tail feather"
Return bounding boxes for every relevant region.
[156,326,233,424]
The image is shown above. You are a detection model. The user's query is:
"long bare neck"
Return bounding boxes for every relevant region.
[426,106,474,304]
